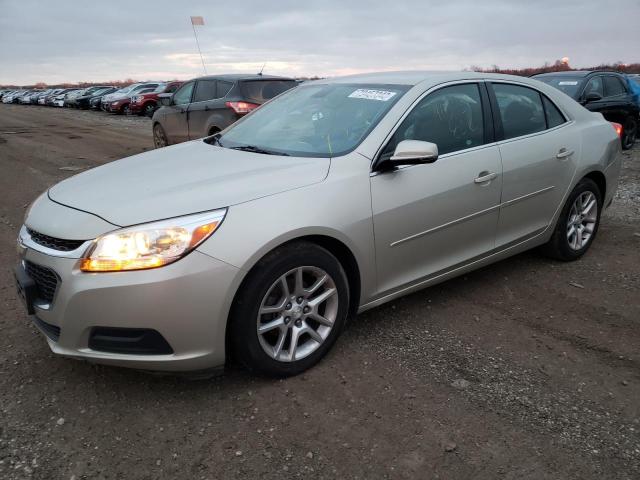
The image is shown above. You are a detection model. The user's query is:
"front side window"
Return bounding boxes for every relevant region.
[493,83,545,140]
[218,83,408,157]
[583,77,604,98]
[381,83,485,158]
[603,76,626,97]
[173,82,194,105]
[193,80,217,102]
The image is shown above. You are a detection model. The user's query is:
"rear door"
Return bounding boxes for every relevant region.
[188,79,235,139]
[602,75,633,123]
[488,82,580,247]
[162,81,194,144]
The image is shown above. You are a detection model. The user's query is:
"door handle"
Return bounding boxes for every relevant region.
[474,171,497,184]
[556,148,574,159]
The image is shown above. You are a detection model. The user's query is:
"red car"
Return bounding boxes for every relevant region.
[129,82,183,116]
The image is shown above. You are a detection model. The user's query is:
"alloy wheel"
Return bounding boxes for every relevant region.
[566,191,598,250]
[153,125,167,148]
[257,266,338,362]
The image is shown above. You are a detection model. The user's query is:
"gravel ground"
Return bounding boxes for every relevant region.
[0,104,639,480]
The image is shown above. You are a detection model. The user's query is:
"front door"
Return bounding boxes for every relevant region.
[371,83,502,295]
[162,81,194,144]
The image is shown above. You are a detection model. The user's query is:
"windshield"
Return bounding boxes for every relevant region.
[535,76,583,98]
[218,83,409,157]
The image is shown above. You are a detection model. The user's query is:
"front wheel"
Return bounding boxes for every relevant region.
[153,123,169,148]
[542,178,602,261]
[621,117,637,150]
[230,242,350,377]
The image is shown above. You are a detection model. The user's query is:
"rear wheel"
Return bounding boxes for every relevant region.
[153,123,168,148]
[230,242,350,377]
[143,103,156,117]
[542,178,602,261]
[621,116,637,150]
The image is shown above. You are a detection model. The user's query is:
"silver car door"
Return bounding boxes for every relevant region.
[370,82,503,295]
[488,82,580,247]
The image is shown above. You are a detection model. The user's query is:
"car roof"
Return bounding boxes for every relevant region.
[311,70,549,87]
[192,74,296,82]
[533,70,624,78]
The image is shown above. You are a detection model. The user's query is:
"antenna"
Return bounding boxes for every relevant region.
[258,63,266,76]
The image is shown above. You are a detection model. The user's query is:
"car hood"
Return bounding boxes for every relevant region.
[48,140,330,227]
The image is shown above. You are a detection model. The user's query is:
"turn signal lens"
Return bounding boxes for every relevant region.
[80,209,226,272]
[611,122,623,139]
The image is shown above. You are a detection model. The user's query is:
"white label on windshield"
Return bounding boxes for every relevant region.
[348,89,397,101]
[558,81,578,86]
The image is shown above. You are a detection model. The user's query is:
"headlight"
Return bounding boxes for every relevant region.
[80,209,226,272]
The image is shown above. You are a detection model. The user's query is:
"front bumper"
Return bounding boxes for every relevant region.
[16,226,240,372]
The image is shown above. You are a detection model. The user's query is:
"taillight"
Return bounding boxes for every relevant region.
[225,101,259,115]
[611,122,623,139]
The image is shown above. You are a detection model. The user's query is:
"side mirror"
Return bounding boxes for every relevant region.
[158,93,173,106]
[583,92,602,103]
[379,140,439,171]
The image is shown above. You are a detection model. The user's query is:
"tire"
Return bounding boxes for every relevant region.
[621,116,637,150]
[143,103,156,117]
[230,241,350,377]
[153,123,169,148]
[542,178,602,261]
[121,104,130,115]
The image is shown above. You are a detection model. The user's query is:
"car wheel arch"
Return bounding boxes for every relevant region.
[223,233,362,361]
[583,170,606,199]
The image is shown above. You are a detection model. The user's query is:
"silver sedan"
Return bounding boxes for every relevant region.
[16,72,622,376]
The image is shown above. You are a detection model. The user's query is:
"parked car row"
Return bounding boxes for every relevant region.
[2,71,635,150]
[533,70,639,149]
[0,82,184,117]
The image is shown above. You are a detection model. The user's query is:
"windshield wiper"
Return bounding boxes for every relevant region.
[229,145,289,156]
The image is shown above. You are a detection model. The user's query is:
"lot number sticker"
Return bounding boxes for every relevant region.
[348,89,397,101]
[558,81,578,86]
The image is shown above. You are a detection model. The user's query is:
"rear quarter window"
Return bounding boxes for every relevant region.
[240,80,297,103]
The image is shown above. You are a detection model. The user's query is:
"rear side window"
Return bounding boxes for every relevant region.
[603,76,626,97]
[217,81,233,98]
[542,96,566,128]
[193,80,217,102]
[240,80,297,103]
[493,83,545,140]
[382,83,485,157]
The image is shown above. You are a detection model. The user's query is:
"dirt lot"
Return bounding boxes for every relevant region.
[0,104,639,480]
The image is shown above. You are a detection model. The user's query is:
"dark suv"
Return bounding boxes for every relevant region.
[151,74,297,147]
[533,70,638,149]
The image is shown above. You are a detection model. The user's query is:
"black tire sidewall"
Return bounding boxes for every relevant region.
[549,178,603,261]
[622,117,637,150]
[230,242,350,377]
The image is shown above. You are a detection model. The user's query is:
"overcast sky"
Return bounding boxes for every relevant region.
[0,0,638,85]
